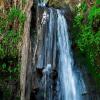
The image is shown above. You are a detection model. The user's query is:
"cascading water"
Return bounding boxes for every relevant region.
[36,2,87,100]
[57,10,80,100]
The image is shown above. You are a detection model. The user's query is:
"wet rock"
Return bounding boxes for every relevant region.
[32,73,40,90]
[51,69,58,80]
[31,88,44,100]
[30,92,37,100]
[36,68,43,78]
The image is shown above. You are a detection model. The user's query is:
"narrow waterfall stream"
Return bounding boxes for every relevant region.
[34,1,87,100]
[57,10,80,100]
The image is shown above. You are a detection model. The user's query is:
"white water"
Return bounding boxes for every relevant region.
[57,10,80,100]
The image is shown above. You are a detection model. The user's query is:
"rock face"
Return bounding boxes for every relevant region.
[48,0,70,8]
[48,0,80,10]
[20,0,33,100]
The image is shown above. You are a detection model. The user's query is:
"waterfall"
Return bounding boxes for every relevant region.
[36,4,87,100]
[57,10,79,100]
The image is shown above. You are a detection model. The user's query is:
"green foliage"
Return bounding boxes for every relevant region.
[88,5,100,23]
[72,0,100,89]
[81,1,87,12]
[0,7,25,58]
[1,62,19,75]
[96,0,100,4]
[0,6,26,79]
[8,7,26,24]
[73,1,100,64]
[0,57,20,80]
[0,30,20,58]
[0,6,26,58]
